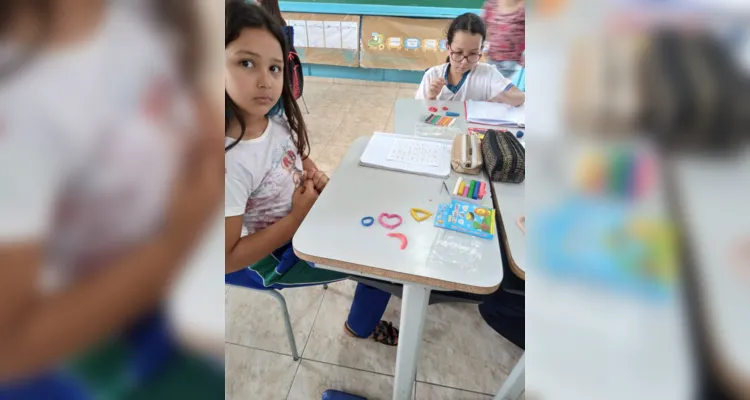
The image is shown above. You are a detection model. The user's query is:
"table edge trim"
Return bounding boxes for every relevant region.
[293,247,500,295]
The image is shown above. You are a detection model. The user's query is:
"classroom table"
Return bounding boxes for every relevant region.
[393,98,526,280]
[167,214,225,362]
[672,152,750,396]
[491,181,526,280]
[293,137,504,400]
[392,98,526,145]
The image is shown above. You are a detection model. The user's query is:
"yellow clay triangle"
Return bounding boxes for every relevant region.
[410,208,433,222]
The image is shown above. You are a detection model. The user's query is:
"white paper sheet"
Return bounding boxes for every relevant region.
[323,21,342,49]
[466,101,526,127]
[288,20,308,48]
[340,21,359,50]
[306,21,325,48]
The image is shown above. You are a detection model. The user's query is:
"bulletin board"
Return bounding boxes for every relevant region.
[282,13,360,67]
[360,16,452,71]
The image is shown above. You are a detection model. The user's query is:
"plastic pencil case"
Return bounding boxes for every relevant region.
[451,134,483,175]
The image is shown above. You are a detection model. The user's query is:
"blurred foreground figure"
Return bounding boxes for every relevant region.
[0,0,223,398]
[526,0,749,399]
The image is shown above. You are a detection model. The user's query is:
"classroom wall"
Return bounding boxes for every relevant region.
[280,0,482,82]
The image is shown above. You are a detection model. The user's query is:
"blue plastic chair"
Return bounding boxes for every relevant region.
[225,268,328,361]
[321,389,367,400]
[0,372,90,400]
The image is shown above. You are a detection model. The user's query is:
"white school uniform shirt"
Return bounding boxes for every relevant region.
[0,1,193,290]
[415,62,514,102]
[225,117,305,237]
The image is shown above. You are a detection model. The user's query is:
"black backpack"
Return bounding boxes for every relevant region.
[283,25,304,101]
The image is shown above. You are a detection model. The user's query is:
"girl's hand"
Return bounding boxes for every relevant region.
[428,77,446,100]
[309,170,329,193]
[290,179,319,221]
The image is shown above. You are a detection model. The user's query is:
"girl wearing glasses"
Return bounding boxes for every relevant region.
[416,13,525,106]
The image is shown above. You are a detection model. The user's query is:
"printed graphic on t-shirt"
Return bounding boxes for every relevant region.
[58,74,182,277]
[243,137,303,235]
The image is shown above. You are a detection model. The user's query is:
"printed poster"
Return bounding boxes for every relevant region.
[281,13,360,67]
[306,20,325,48]
[360,16,452,71]
[288,20,308,48]
[324,21,342,49]
[340,21,359,50]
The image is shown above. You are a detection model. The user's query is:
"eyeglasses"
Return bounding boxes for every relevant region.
[448,48,481,63]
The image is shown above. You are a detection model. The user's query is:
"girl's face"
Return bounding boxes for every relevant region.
[447,31,483,74]
[225,27,284,117]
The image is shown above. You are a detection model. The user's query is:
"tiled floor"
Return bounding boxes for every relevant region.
[225,79,523,400]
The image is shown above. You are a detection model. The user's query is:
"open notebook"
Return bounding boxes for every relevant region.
[359,133,452,178]
[466,101,525,127]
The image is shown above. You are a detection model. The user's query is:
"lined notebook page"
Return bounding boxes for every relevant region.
[360,133,452,178]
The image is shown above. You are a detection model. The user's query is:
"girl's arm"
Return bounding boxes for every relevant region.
[225,214,300,273]
[0,229,199,381]
[225,180,319,273]
[0,93,222,382]
[491,86,525,106]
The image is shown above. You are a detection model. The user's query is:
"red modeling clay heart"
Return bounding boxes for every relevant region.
[378,213,403,230]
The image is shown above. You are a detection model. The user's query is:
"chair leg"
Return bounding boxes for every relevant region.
[267,290,299,361]
[301,95,310,114]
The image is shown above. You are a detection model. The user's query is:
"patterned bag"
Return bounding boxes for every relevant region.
[481,129,525,183]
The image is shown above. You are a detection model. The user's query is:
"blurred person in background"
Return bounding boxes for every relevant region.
[0,0,222,398]
[482,0,525,78]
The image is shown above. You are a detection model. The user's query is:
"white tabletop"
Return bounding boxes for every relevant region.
[394,98,526,278]
[492,181,526,278]
[167,213,225,360]
[393,98,468,137]
[673,151,750,390]
[293,137,504,294]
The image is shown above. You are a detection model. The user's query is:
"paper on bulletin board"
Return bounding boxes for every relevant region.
[282,13,360,67]
[288,20,308,48]
[341,21,359,50]
[324,21,342,49]
[306,20,325,48]
[360,16,452,71]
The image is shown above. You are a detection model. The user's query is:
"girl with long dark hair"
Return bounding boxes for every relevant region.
[224,0,399,346]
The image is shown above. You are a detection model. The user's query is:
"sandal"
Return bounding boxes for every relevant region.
[344,320,399,346]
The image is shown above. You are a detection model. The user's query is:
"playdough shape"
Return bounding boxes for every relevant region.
[517,216,526,235]
[378,213,403,230]
[410,208,433,222]
[387,233,408,250]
